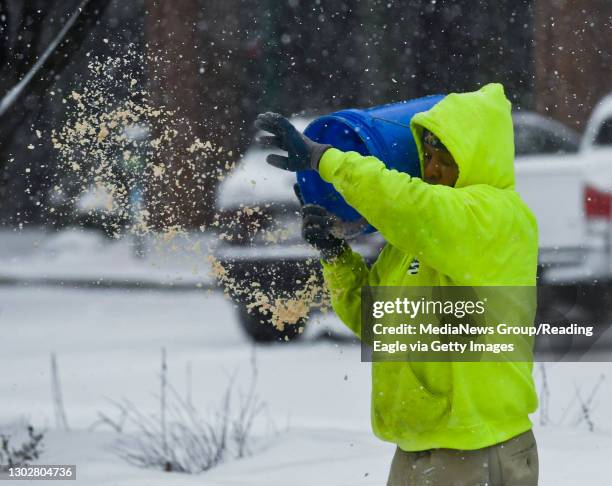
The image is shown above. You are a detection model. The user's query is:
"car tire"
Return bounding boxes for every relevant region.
[236,304,305,343]
[535,284,609,357]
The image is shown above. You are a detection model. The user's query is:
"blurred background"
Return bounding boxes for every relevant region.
[2,0,610,227]
[1,1,612,485]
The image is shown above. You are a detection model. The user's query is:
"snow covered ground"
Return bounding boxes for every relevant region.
[1,229,612,485]
[0,228,215,288]
[1,286,611,485]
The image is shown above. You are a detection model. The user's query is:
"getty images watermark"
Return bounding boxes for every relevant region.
[360,286,607,362]
[0,465,76,480]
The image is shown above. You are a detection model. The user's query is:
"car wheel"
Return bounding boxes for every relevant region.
[535,284,608,356]
[236,304,305,343]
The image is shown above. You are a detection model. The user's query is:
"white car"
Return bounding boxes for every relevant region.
[514,97,612,287]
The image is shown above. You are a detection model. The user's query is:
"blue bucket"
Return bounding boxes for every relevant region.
[297,94,444,234]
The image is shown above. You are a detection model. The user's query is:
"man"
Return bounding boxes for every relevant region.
[255,83,539,485]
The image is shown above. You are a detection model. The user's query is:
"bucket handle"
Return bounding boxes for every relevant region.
[369,116,412,129]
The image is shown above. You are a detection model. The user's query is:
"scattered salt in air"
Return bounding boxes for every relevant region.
[41,50,326,334]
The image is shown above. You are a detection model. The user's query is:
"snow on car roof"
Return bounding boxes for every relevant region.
[512,110,581,147]
[217,117,314,210]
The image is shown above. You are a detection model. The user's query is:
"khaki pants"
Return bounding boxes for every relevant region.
[387,429,538,486]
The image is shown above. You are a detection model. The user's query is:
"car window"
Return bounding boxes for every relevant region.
[594,118,612,146]
[540,130,579,153]
[515,124,579,156]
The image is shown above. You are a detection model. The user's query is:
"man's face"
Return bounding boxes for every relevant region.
[422,142,459,187]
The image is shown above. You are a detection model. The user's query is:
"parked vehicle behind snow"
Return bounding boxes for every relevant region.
[514,95,612,291]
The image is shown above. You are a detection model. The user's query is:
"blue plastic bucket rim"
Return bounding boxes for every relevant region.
[305,111,388,160]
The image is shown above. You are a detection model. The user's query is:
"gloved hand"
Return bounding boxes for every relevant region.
[255,112,332,172]
[302,205,350,261]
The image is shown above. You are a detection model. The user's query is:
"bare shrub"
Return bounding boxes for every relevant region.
[0,421,45,468]
[538,363,605,432]
[538,363,550,426]
[89,401,128,433]
[231,350,266,459]
[570,374,605,432]
[50,352,69,431]
[105,348,273,473]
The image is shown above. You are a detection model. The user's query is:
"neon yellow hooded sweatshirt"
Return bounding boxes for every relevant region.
[318,83,539,451]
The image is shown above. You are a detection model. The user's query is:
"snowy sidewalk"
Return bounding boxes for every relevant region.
[0,228,217,290]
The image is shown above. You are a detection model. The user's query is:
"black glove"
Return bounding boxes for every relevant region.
[254,112,332,172]
[300,201,349,262]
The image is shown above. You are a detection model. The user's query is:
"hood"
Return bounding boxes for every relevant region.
[410,83,515,190]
